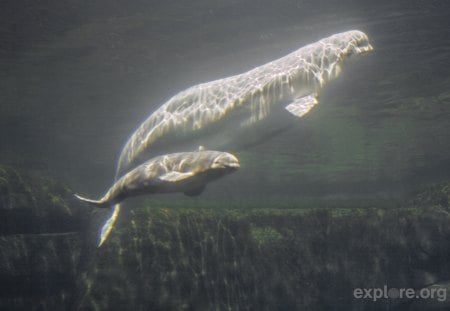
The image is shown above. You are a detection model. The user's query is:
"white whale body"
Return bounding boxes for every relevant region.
[117,30,373,176]
[76,150,239,208]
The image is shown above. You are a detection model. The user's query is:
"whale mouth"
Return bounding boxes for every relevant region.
[344,41,373,59]
[225,162,240,169]
[226,155,241,169]
[353,32,374,55]
[215,161,240,170]
[356,42,374,54]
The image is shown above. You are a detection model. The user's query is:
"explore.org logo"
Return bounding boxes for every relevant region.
[353,285,447,302]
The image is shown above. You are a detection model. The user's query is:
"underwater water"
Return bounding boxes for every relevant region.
[1,0,450,310]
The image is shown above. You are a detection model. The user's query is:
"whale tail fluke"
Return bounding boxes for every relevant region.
[97,204,121,247]
[74,194,108,208]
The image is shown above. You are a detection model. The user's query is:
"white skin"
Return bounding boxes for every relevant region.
[75,150,239,208]
[117,30,372,176]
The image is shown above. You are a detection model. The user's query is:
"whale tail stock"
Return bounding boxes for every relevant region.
[74,194,108,208]
[73,193,120,246]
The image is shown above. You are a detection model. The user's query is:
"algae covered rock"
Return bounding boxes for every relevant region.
[0,165,89,311]
[409,181,450,210]
[78,200,450,311]
[0,165,86,234]
[2,163,450,311]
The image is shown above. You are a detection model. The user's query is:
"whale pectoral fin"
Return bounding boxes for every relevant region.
[159,171,194,182]
[285,95,319,118]
[184,186,205,197]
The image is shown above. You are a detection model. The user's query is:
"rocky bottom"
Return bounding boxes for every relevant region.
[1,165,450,311]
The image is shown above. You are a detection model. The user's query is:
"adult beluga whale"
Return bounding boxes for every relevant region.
[117,30,373,176]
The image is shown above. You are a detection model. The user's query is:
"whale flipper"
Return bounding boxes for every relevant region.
[159,171,195,182]
[285,95,319,118]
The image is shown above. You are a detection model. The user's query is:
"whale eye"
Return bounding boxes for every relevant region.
[212,157,224,168]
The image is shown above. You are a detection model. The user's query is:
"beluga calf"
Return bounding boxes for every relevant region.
[75,150,240,208]
[117,30,373,176]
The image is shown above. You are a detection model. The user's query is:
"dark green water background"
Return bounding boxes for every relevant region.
[1,0,449,201]
[1,0,450,310]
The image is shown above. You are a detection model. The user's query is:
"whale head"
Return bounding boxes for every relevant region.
[173,150,240,180]
[310,30,373,84]
[326,30,373,59]
[341,30,373,56]
[178,150,240,194]
[210,152,240,171]
[186,150,240,180]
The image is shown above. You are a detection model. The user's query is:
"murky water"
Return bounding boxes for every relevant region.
[1,0,450,310]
